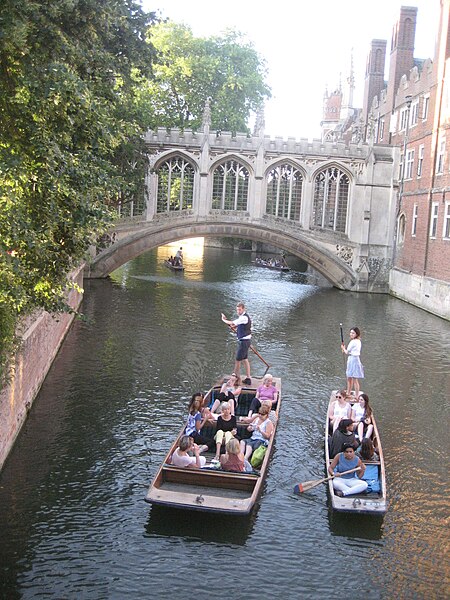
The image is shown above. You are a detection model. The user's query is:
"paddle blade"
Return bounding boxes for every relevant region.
[293,478,324,494]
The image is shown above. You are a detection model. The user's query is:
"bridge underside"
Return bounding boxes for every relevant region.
[86,219,357,290]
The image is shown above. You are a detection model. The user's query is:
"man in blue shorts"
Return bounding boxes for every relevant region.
[221,302,252,385]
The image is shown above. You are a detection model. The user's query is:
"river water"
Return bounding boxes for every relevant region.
[0,243,449,599]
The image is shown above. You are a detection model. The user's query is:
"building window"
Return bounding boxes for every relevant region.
[212,160,249,211]
[417,144,424,177]
[436,140,445,174]
[412,203,418,236]
[156,156,194,213]
[422,94,430,121]
[430,202,439,238]
[405,149,415,179]
[266,164,303,221]
[410,100,419,126]
[398,213,406,245]
[443,201,450,239]
[399,152,404,180]
[400,108,409,131]
[378,118,385,142]
[312,166,350,233]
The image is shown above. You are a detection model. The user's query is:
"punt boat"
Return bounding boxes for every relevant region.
[163,259,184,271]
[325,391,387,514]
[145,376,281,515]
[251,259,289,272]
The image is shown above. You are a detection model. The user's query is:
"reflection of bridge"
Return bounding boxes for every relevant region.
[86,118,398,291]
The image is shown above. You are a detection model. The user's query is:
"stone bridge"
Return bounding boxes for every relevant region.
[86,116,398,292]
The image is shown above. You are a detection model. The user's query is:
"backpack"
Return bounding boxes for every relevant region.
[250,444,267,468]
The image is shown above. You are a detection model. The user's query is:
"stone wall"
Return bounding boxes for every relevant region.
[0,266,84,471]
[389,268,450,320]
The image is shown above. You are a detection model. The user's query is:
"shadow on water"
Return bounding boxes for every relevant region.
[144,505,256,546]
[327,507,384,540]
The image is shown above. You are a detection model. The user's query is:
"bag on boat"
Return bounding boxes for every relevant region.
[250,443,267,468]
[362,464,380,493]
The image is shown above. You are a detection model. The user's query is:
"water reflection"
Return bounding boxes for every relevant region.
[327,510,384,541]
[145,506,256,546]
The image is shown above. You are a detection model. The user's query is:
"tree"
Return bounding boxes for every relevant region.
[0,0,158,378]
[139,22,271,133]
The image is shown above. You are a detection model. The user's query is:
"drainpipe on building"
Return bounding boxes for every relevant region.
[393,94,412,266]
[423,60,447,275]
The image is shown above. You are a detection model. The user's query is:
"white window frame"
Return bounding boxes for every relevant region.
[443,201,450,239]
[436,139,445,174]
[410,100,419,127]
[378,118,385,142]
[411,203,418,236]
[417,144,424,177]
[405,149,415,179]
[422,94,430,121]
[400,108,408,131]
[430,202,439,238]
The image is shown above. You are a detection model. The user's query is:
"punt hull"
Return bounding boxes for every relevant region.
[325,391,387,514]
[145,376,281,514]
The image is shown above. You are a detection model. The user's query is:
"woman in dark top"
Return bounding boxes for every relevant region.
[329,418,359,458]
[213,402,237,463]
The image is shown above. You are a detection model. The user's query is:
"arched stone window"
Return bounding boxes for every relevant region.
[312,166,350,232]
[211,160,249,211]
[266,164,303,221]
[156,156,194,213]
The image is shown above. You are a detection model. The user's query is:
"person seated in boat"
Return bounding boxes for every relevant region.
[357,438,379,462]
[351,393,374,441]
[328,390,351,433]
[210,373,242,416]
[329,418,359,459]
[248,374,278,416]
[184,392,212,451]
[168,256,174,265]
[242,400,277,426]
[328,444,368,497]
[212,402,238,463]
[219,438,252,472]
[171,435,206,468]
[240,403,273,460]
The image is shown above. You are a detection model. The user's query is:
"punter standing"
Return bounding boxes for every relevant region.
[221,302,252,385]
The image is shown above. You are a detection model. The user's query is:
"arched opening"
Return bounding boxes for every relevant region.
[156,155,195,213]
[265,163,304,222]
[211,160,250,211]
[312,166,350,233]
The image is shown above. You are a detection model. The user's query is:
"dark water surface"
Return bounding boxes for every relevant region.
[0,245,449,599]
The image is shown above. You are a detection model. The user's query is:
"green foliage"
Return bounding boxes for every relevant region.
[0,0,158,381]
[140,22,271,133]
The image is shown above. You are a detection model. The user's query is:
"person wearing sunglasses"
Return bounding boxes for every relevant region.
[328,443,368,497]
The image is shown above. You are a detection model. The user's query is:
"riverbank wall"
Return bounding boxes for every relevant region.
[0,266,84,471]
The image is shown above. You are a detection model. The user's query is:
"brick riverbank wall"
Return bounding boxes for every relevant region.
[0,266,84,471]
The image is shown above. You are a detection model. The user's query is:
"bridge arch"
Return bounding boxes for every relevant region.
[86,218,357,290]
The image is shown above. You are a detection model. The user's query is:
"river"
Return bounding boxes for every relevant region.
[0,242,449,599]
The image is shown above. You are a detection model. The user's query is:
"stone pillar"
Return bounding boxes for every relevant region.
[301,178,314,229]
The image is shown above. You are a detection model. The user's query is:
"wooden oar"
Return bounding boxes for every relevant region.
[339,322,346,370]
[293,467,360,494]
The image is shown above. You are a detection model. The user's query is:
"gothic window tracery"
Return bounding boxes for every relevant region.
[156,156,194,213]
[312,167,350,233]
[211,160,249,211]
[265,164,303,221]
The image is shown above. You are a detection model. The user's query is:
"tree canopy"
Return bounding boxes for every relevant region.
[138,21,271,133]
[0,0,158,376]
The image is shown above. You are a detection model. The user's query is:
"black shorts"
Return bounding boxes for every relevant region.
[236,339,251,361]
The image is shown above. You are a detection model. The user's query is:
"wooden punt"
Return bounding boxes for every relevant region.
[251,260,289,272]
[325,391,387,514]
[145,376,281,515]
[164,259,184,271]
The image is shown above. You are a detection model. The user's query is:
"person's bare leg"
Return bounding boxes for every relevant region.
[234,360,241,376]
[243,358,251,379]
[354,378,360,396]
[346,377,352,397]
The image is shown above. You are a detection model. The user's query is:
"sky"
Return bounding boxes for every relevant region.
[142,0,442,140]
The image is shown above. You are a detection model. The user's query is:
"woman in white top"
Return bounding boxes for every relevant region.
[328,390,351,432]
[210,373,242,417]
[341,327,364,397]
[351,393,373,440]
[171,435,206,468]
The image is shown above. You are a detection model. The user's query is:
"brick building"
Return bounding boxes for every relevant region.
[364,1,450,319]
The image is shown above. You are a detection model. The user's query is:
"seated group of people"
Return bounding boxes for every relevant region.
[328,390,380,497]
[171,374,279,472]
[255,256,285,268]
